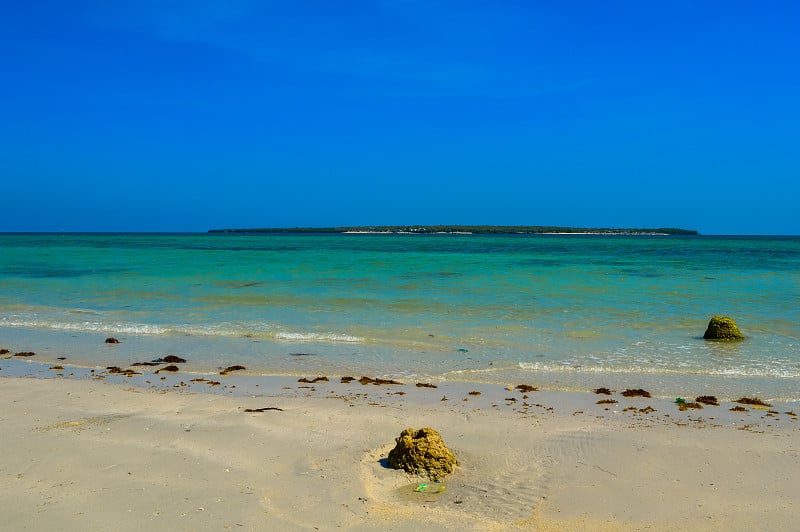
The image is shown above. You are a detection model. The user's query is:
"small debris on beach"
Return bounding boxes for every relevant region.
[289,353,317,356]
[730,406,748,412]
[220,365,246,375]
[468,391,481,396]
[516,384,537,393]
[735,397,772,407]
[156,365,180,373]
[416,382,437,388]
[244,407,284,412]
[132,361,161,366]
[14,351,35,357]
[695,396,719,406]
[298,376,329,383]
[594,387,613,395]
[106,366,141,377]
[358,376,403,385]
[160,355,187,363]
[678,402,703,411]
[597,399,618,404]
[104,337,120,344]
[190,378,220,386]
[0,349,10,355]
[622,388,651,398]
[341,376,355,383]
[49,365,64,370]
[57,357,66,360]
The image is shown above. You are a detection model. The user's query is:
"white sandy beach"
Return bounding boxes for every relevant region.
[1,366,798,531]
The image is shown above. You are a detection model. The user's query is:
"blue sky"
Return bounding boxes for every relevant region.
[1,1,798,234]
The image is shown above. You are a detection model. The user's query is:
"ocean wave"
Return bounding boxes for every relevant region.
[0,316,364,344]
[517,361,800,379]
[0,318,169,335]
[274,332,364,343]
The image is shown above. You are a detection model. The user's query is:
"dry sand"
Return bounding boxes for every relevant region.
[1,367,798,531]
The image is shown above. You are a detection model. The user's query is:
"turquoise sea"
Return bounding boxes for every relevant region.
[1,233,798,400]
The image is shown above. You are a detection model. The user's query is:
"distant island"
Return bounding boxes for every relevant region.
[209,225,699,236]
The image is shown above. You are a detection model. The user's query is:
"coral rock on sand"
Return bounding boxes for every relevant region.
[703,316,744,341]
[387,427,459,479]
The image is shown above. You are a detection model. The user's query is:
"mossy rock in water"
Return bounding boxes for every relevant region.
[703,316,744,341]
[387,427,459,479]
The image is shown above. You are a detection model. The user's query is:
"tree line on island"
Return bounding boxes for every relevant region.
[209,225,699,235]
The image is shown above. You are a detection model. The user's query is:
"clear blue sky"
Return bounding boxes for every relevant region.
[2,1,798,234]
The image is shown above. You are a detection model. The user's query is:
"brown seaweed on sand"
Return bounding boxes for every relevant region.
[416,382,437,388]
[341,376,355,383]
[358,376,403,385]
[298,376,329,383]
[14,351,35,357]
[161,355,187,363]
[49,365,64,370]
[106,366,141,377]
[596,399,618,404]
[678,402,703,411]
[104,337,120,344]
[220,365,246,375]
[516,384,537,393]
[0,349,10,355]
[468,391,481,396]
[594,387,613,395]
[695,395,719,406]
[622,388,651,398]
[244,407,284,412]
[730,405,748,412]
[735,397,772,407]
[156,365,180,373]
[131,361,161,366]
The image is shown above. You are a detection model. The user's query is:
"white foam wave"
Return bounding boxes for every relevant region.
[1,317,365,344]
[517,361,800,379]
[274,332,364,343]
[0,318,168,335]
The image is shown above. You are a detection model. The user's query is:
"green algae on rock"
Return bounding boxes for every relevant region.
[703,316,744,341]
[387,427,459,479]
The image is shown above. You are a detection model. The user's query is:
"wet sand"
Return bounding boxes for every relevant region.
[1,356,799,531]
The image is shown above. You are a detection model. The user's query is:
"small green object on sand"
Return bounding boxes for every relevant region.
[414,483,446,494]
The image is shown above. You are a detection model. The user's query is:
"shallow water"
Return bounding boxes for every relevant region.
[1,233,798,399]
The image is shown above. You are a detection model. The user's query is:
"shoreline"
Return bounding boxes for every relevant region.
[3,356,800,413]
[2,326,799,403]
[2,361,798,530]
